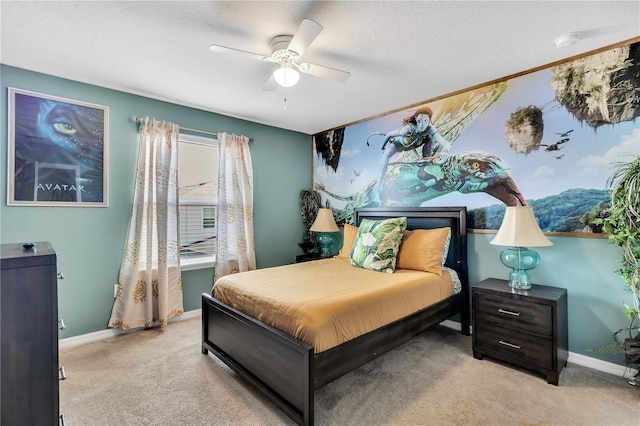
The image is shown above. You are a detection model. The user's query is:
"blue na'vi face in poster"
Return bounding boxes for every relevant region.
[12,90,106,204]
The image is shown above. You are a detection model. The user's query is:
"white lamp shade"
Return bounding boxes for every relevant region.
[310,208,339,232]
[490,206,553,247]
[273,65,300,87]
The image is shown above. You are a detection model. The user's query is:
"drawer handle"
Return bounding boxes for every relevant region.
[498,308,520,317]
[499,340,521,350]
[59,366,67,380]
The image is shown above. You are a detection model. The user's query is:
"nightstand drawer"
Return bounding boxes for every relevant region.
[475,321,553,370]
[475,293,552,335]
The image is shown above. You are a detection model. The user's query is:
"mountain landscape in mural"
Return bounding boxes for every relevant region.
[313,40,640,234]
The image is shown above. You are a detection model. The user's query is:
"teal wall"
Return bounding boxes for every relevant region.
[0,65,311,338]
[0,65,632,366]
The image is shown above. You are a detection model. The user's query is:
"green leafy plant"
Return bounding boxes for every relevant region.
[592,155,640,384]
[298,189,321,255]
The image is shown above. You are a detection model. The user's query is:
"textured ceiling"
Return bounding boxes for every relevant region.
[1,1,639,135]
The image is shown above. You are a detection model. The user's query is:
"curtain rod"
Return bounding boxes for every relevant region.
[131,116,253,142]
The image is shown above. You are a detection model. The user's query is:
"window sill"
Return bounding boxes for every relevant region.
[180,256,215,272]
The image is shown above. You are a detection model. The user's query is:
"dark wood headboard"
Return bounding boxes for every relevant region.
[353,206,468,290]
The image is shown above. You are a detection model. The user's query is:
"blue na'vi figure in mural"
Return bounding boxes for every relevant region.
[370,106,452,205]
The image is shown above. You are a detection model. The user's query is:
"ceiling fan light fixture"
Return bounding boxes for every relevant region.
[208,19,349,90]
[274,64,300,87]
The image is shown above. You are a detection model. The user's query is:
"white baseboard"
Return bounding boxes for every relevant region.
[61,313,637,380]
[568,351,638,379]
[59,309,202,349]
[440,319,461,331]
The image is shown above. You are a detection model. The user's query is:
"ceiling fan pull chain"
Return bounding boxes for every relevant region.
[283,87,288,110]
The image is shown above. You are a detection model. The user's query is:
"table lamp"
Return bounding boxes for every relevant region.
[490,206,553,289]
[310,208,339,258]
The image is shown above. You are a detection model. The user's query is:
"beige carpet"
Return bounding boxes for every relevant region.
[59,316,638,425]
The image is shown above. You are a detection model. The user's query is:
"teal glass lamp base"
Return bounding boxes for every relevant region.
[316,233,336,258]
[507,269,533,290]
[499,247,540,290]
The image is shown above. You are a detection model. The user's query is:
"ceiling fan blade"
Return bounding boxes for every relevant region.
[287,18,323,56]
[262,74,278,92]
[209,44,272,62]
[299,63,350,82]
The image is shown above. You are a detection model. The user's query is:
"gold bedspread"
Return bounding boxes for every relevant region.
[212,258,454,353]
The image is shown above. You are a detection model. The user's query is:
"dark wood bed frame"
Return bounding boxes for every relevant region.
[202,207,470,425]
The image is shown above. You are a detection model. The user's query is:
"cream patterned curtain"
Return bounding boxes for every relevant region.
[214,133,256,281]
[109,118,183,329]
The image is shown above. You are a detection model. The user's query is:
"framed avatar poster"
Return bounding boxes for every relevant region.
[7,88,109,206]
[312,39,640,236]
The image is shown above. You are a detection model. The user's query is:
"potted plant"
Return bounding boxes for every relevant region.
[593,155,640,386]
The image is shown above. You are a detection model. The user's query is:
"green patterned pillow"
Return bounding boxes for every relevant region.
[350,217,407,273]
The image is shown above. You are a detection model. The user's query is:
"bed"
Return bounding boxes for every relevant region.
[201,207,470,425]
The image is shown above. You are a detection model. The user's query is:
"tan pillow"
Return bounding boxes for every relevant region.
[396,227,451,275]
[335,223,358,260]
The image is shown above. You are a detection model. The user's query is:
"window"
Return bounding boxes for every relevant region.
[178,133,218,271]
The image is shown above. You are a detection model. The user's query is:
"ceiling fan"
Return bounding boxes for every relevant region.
[209,18,350,90]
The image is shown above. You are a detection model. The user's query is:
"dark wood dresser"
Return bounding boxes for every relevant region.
[1,241,61,425]
[472,277,568,385]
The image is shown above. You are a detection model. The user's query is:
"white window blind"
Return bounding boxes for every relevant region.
[179,201,217,257]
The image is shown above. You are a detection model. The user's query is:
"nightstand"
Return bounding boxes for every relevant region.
[472,278,568,385]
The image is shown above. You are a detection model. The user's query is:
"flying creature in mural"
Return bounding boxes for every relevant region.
[313,81,527,223]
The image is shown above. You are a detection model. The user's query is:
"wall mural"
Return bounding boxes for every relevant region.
[313,39,640,235]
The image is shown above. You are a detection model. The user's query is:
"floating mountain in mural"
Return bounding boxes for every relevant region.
[504,105,544,154]
[313,128,345,172]
[550,41,640,127]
